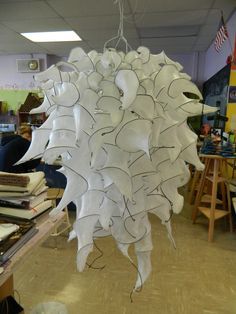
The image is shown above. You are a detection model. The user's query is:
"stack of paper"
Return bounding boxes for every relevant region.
[0,172,52,219]
[0,223,19,241]
[0,214,38,264]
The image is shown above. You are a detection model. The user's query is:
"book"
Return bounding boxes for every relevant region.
[0,223,19,241]
[0,215,38,263]
[0,200,53,219]
[0,171,45,194]
[31,178,47,196]
[0,173,30,187]
[0,200,26,209]
[0,191,48,210]
[0,179,47,197]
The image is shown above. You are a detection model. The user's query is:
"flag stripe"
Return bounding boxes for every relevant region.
[214,15,228,52]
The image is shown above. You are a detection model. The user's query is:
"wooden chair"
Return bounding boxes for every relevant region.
[225,180,236,232]
[47,188,71,237]
[192,155,233,242]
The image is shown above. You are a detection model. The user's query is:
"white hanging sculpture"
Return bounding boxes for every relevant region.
[20,46,216,291]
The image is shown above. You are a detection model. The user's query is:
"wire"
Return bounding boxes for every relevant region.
[129,258,143,303]
[104,0,132,52]
[86,239,106,270]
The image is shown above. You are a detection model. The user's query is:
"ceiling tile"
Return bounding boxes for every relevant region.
[0,23,17,35]
[0,30,30,41]
[198,24,218,37]
[78,28,138,41]
[138,25,200,38]
[195,36,213,46]
[206,7,235,25]
[1,42,49,54]
[193,44,210,51]
[141,36,196,47]
[129,0,215,13]
[47,0,130,17]
[0,2,58,20]
[0,0,234,57]
[87,38,141,52]
[147,46,194,54]
[38,41,90,56]
[2,18,71,33]
[65,15,133,30]
[0,0,39,2]
[213,0,236,9]
[135,10,208,27]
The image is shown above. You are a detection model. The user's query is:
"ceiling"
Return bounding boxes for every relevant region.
[0,0,235,57]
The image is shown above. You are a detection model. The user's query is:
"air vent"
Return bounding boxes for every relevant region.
[16,59,40,73]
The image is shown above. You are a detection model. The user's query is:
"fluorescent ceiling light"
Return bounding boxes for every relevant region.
[21,31,82,42]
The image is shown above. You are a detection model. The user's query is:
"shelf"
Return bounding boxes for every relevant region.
[201,194,222,205]
[198,207,230,220]
[18,112,46,127]
[17,92,45,127]
[206,175,226,183]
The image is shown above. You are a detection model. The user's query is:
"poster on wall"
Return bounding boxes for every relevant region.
[202,63,231,114]
[202,63,231,129]
[228,86,236,103]
[231,60,236,71]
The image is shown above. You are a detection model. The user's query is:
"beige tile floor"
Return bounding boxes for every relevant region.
[14,189,236,314]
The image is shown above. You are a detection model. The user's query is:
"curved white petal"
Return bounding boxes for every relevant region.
[87,71,103,91]
[52,82,80,106]
[115,69,139,109]
[96,96,123,125]
[130,94,155,120]
[99,80,120,98]
[137,46,150,63]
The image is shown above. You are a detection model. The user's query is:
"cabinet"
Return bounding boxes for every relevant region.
[18,111,46,127]
[18,92,45,127]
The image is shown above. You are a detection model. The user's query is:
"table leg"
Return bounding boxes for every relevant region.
[208,159,219,242]
[0,274,14,301]
[192,158,210,222]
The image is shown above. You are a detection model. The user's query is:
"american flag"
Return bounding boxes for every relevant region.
[214,15,229,52]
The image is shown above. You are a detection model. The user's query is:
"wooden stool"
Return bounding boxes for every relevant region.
[188,156,208,204]
[192,155,233,242]
[47,188,71,236]
[225,180,236,231]
[188,169,202,204]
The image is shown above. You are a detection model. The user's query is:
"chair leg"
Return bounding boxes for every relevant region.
[51,206,71,237]
[225,182,233,233]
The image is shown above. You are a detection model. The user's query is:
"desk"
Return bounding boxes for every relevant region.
[0,211,66,300]
[192,154,234,242]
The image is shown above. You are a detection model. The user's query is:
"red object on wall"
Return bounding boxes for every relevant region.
[227,55,232,64]
[230,34,236,70]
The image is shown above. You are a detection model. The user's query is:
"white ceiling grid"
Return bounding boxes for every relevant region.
[0,0,234,57]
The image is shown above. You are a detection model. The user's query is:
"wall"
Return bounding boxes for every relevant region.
[0,49,200,112]
[0,89,35,113]
[200,10,236,133]
[203,10,236,82]
[1,9,236,111]
[0,54,47,90]
[46,54,66,67]
[0,54,48,112]
[169,52,200,83]
[225,69,236,132]
[0,51,198,87]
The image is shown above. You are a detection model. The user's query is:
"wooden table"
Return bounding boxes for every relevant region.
[0,211,66,300]
[192,154,234,242]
